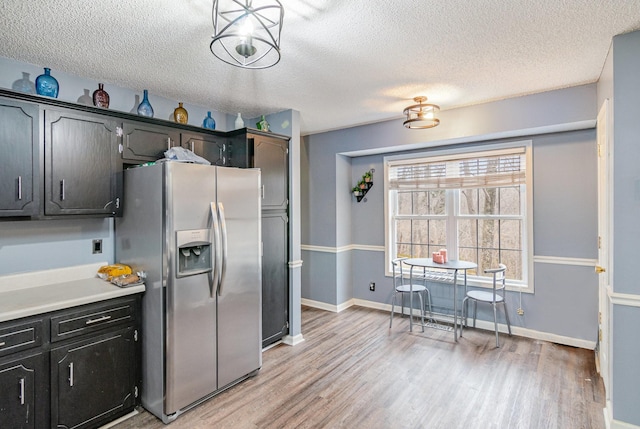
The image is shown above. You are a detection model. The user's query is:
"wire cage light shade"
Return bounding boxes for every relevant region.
[210,0,284,69]
[403,96,440,129]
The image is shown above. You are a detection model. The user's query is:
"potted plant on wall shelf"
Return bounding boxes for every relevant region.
[364,171,372,183]
[352,187,362,197]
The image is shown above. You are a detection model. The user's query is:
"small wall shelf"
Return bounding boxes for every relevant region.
[352,169,374,202]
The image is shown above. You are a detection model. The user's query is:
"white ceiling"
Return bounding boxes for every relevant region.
[1,0,639,135]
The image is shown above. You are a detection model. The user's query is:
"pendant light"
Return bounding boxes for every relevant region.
[210,0,284,69]
[403,96,440,129]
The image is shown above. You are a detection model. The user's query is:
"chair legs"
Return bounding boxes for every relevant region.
[459,298,512,348]
[389,291,427,330]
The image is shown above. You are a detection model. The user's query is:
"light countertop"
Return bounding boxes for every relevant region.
[0,262,145,323]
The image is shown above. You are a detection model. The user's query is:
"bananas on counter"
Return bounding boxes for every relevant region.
[97,264,132,280]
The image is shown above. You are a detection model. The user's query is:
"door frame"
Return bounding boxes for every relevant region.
[596,99,612,403]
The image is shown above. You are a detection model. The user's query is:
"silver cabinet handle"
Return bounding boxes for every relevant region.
[0,341,5,347]
[19,377,25,405]
[85,315,111,325]
[190,140,194,152]
[167,137,171,150]
[68,362,74,387]
[17,176,22,200]
[60,180,65,201]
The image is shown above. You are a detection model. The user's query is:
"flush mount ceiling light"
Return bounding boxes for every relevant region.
[403,96,440,129]
[210,0,284,69]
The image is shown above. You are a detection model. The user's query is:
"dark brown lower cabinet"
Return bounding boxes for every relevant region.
[0,295,140,429]
[51,327,136,429]
[0,351,47,429]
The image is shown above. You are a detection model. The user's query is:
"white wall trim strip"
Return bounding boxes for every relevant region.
[288,259,304,268]
[302,247,599,268]
[533,255,598,267]
[609,290,640,308]
[611,416,640,429]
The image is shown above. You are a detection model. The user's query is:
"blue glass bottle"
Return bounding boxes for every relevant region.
[137,89,154,118]
[202,111,216,130]
[35,68,59,98]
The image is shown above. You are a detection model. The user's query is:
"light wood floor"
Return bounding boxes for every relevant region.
[112,306,605,429]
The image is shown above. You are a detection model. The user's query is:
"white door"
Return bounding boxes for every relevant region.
[596,99,612,401]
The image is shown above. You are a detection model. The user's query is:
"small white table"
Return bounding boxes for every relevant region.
[402,258,478,341]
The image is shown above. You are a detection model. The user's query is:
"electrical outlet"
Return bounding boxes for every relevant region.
[369,282,375,291]
[92,239,102,254]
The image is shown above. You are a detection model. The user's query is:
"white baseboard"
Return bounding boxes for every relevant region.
[99,409,139,428]
[304,297,596,350]
[282,334,305,346]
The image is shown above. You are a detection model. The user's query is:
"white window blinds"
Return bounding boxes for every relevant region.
[388,148,526,190]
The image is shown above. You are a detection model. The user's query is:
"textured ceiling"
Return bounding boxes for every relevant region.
[1,0,639,135]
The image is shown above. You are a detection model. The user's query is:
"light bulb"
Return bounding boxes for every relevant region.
[239,15,254,36]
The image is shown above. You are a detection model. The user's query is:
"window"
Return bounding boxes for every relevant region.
[385,143,532,289]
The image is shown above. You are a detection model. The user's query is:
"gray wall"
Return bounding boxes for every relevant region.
[0,219,113,274]
[302,84,599,344]
[597,30,640,427]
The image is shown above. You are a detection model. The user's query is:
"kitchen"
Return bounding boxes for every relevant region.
[1,1,640,428]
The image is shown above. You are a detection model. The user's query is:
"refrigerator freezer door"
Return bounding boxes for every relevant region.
[164,162,218,415]
[216,167,262,388]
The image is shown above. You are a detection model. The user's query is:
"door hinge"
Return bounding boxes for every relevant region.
[116,126,123,137]
[598,236,602,249]
[286,148,289,154]
[118,143,123,154]
[286,198,289,206]
[285,215,289,223]
[134,329,138,341]
[597,144,603,158]
[134,386,139,398]
[285,320,289,329]
[599,329,603,342]
[598,312,602,324]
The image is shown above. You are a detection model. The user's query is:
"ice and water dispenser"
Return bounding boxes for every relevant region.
[176,229,212,277]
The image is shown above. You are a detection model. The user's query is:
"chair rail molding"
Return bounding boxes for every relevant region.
[533,255,598,267]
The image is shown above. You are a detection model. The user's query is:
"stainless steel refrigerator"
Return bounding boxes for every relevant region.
[115,161,262,423]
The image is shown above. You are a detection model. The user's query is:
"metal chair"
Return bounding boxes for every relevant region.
[461,264,512,347]
[390,258,433,329]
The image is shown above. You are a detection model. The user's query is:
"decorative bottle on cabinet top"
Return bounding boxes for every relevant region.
[137,89,154,118]
[202,111,216,130]
[256,115,270,132]
[173,102,188,124]
[235,112,245,129]
[12,72,36,94]
[92,83,110,108]
[35,68,59,98]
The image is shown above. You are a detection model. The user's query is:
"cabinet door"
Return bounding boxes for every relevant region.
[51,326,136,429]
[250,134,288,211]
[44,109,119,215]
[261,212,289,348]
[0,351,46,429]
[0,99,38,217]
[121,122,179,162]
[181,131,228,165]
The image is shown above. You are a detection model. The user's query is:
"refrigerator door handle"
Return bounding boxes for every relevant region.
[217,202,228,296]
[210,202,221,297]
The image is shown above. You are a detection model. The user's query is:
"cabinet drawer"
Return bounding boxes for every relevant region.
[0,319,43,358]
[51,298,136,342]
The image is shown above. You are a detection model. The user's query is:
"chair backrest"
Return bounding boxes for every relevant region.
[391,258,407,288]
[484,264,507,302]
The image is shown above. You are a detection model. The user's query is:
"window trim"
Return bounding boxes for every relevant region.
[384,140,534,292]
